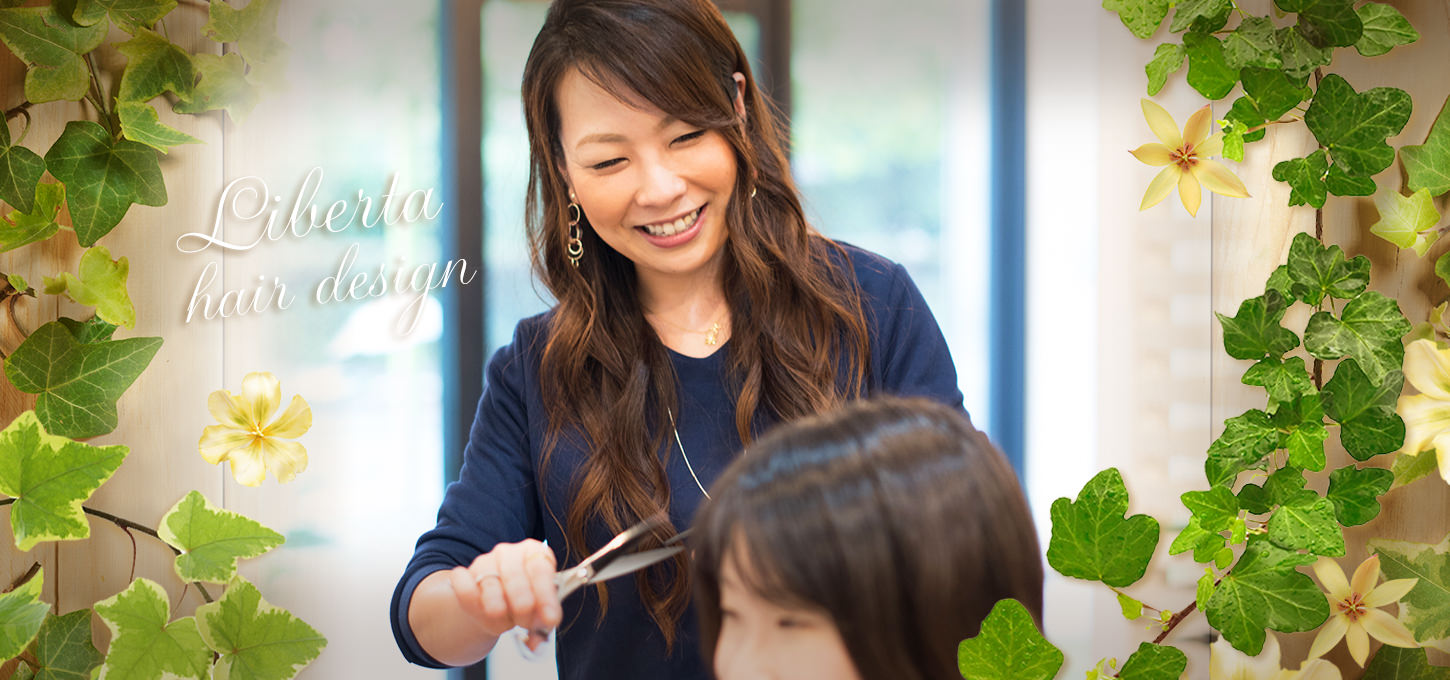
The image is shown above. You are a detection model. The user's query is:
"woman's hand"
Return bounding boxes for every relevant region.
[447,539,562,652]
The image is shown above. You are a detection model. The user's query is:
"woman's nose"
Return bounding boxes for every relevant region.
[635,159,688,208]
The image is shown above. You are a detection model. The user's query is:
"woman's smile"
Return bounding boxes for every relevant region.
[638,204,705,245]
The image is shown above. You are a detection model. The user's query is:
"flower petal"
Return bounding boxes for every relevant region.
[240,371,282,426]
[1404,339,1450,400]
[1246,634,1284,678]
[207,390,251,430]
[1364,577,1418,607]
[1142,98,1184,149]
[266,395,312,439]
[1196,131,1225,158]
[198,425,251,465]
[1179,164,1203,216]
[1440,444,1450,485]
[1295,659,1343,680]
[228,439,269,487]
[1192,159,1251,198]
[1314,557,1352,599]
[1345,623,1369,666]
[1184,105,1214,147]
[261,436,308,484]
[1130,143,1175,166]
[1351,555,1382,597]
[1141,166,1182,211]
[1308,613,1348,659]
[1361,608,1419,648]
[1397,393,1450,456]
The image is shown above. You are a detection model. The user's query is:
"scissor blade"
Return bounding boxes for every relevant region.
[586,546,685,585]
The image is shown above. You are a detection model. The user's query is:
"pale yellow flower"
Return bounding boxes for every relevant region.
[199,372,312,486]
[1131,99,1250,217]
[1307,554,1419,666]
[1209,634,1341,680]
[1397,338,1450,485]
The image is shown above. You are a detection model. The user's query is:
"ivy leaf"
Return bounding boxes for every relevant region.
[1294,0,1363,48]
[1227,97,1268,144]
[0,570,46,661]
[94,579,210,680]
[173,52,259,123]
[1303,291,1411,385]
[1118,592,1144,620]
[30,608,105,680]
[159,490,284,584]
[1169,516,1226,563]
[1118,642,1187,680]
[74,0,177,34]
[1326,465,1392,526]
[1267,494,1344,555]
[1266,264,1293,301]
[957,598,1063,680]
[1324,164,1379,198]
[1362,646,1450,679]
[1241,67,1310,121]
[1217,289,1299,360]
[1274,394,1327,472]
[1371,535,1450,644]
[1371,189,1441,255]
[116,29,194,104]
[1321,359,1405,460]
[116,101,202,155]
[44,246,136,329]
[1354,3,1419,57]
[202,0,286,85]
[195,577,325,680]
[50,0,105,26]
[1305,74,1412,177]
[1047,468,1160,588]
[1207,409,1278,488]
[1183,485,1239,533]
[1392,450,1440,489]
[1402,95,1450,197]
[0,412,127,551]
[1170,0,1231,33]
[43,120,167,247]
[1276,26,1333,78]
[1144,43,1185,97]
[56,316,117,345]
[0,6,107,103]
[4,320,162,439]
[1287,231,1370,306]
[1273,149,1329,209]
[0,117,44,214]
[1,182,64,254]
[1103,0,1171,40]
[1243,356,1316,414]
[1182,32,1239,100]
[1222,119,1249,162]
[1205,535,1327,655]
[1224,17,1283,70]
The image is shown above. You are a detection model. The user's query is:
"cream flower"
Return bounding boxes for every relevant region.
[1397,338,1450,485]
[1308,555,1419,666]
[1211,634,1285,680]
[1131,99,1251,217]
[199,372,312,486]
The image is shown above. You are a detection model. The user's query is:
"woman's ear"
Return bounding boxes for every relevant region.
[731,72,747,122]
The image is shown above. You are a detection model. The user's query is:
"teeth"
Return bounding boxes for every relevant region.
[642,207,700,237]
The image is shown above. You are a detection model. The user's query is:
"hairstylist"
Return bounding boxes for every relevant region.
[390,1,966,678]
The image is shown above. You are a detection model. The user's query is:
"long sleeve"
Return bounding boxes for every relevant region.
[870,259,966,412]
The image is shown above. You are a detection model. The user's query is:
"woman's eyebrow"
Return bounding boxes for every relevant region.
[574,116,685,150]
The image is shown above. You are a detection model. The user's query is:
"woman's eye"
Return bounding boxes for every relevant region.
[776,617,808,629]
[590,158,624,170]
[674,130,706,144]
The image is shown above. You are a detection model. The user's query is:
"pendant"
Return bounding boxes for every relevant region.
[705,322,721,345]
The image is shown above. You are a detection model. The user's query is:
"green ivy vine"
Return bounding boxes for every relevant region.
[0,1,326,679]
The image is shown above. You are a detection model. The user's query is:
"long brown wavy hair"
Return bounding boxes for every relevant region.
[520,0,871,646]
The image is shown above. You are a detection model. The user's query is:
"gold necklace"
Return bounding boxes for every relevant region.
[667,408,710,499]
[647,307,729,345]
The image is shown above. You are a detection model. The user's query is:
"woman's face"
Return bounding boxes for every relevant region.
[554,67,741,285]
[712,549,862,680]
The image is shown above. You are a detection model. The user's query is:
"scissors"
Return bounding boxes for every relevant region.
[554,515,691,600]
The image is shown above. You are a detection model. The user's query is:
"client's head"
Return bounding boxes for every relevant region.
[691,397,1044,680]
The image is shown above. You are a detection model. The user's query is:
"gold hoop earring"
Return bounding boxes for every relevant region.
[567,201,583,267]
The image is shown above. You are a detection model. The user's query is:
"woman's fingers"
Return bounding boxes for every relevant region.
[495,543,538,631]
[446,566,485,620]
[461,540,560,641]
[525,547,562,630]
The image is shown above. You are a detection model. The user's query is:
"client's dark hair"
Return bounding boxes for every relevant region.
[691,397,1044,680]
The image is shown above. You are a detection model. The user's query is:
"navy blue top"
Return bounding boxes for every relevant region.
[390,243,965,680]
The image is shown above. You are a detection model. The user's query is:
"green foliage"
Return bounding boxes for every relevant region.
[1320,360,1405,460]
[1370,188,1441,255]
[1103,0,1170,40]
[1223,17,1281,70]
[27,609,105,680]
[1117,642,1186,680]
[1286,232,1370,306]
[94,579,211,680]
[1117,592,1143,620]
[0,115,44,214]
[174,53,259,123]
[957,599,1062,680]
[1276,26,1332,79]
[1303,291,1411,385]
[1242,68,1311,121]
[1353,3,1419,58]
[195,578,326,680]
[202,0,286,86]
[1,182,64,254]
[43,246,137,329]
[1222,119,1249,162]
[1169,0,1230,34]
[117,101,203,154]
[1324,164,1377,197]
[1216,289,1299,361]
[0,412,127,551]
[1206,409,1278,487]
[1273,394,1327,471]
[115,29,194,104]
[1227,97,1268,145]
[1182,32,1238,100]
[1362,646,1450,679]
[1402,95,1450,197]
[0,569,47,661]
[1371,535,1450,644]
[1266,493,1344,555]
[1144,43,1184,96]
[1273,150,1329,209]
[1392,450,1440,488]
[1182,486,1238,532]
[1242,356,1315,414]
[1047,468,1160,588]
[159,491,284,584]
[4,320,162,439]
[62,0,178,35]
[56,316,116,345]
[1305,74,1412,177]
[1169,516,1225,563]
[1204,536,1328,655]
[1325,465,1392,526]
[44,121,167,247]
[1292,0,1362,49]
[0,5,107,103]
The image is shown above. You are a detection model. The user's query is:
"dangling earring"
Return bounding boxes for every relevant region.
[749,185,757,199]
[566,195,583,267]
